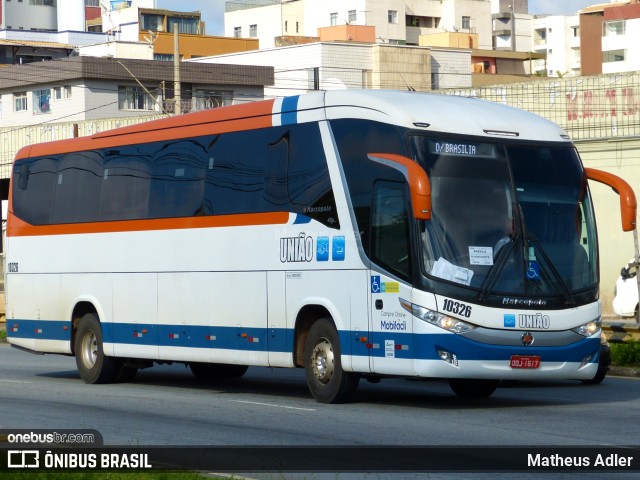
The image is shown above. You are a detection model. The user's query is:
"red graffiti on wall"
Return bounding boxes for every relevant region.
[566,87,638,122]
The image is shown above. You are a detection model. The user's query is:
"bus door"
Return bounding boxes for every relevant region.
[369,180,414,375]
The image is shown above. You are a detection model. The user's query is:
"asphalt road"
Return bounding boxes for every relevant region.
[1,343,639,479]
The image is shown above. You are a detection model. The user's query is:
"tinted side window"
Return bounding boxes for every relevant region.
[53,152,103,224]
[203,124,338,228]
[288,123,339,228]
[100,147,152,221]
[13,157,58,225]
[13,123,340,227]
[149,139,207,218]
[330,119,407,254]
[371,181,411,280]
[204,129,279,215]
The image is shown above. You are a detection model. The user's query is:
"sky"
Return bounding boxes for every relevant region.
[155,0,602,37]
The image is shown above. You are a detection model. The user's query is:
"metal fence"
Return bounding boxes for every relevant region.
[447,71,640,141]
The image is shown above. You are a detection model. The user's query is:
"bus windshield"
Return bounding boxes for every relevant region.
[408,135,598,303]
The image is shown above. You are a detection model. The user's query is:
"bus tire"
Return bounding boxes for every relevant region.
[190,363,248,380]
[449,379,498,398]
[74,313,119,384]
[304,318,359,404]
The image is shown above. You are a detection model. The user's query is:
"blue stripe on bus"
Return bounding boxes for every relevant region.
[105,323,290,352]
[6,319,72,341]
[280,96,299,125]
[7,319,599,363]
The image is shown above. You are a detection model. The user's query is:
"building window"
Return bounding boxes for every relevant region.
[462,16,470,30]
[388,10,398,24]
[11,92,23,112]
[194,89,233,110]
[348,10,356,23]
[85,0,99,6]
[33,89,51,114]
[53,86,62,100]
[284,20,288,33]
[29,0,56,5]
[141,14,163,32]
[64,86,72,99]
[233,26,241,38]
[296,21,299,33]
[154,53,174,61]
[168,16,198,34]
[603,49,625,63]
[249,24,257,37]
[330,12,338,26]
[118,85,156,111]
[603,20,625,37]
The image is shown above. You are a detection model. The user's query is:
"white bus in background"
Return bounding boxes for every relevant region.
[5,90,637,403]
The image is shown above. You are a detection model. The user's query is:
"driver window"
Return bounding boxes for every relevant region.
[371,181,411,280]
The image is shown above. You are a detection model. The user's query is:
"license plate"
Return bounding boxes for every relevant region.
[510,355,541,369]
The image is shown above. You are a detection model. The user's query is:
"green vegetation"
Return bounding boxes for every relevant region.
[0,327,6,341]
[611,342,640,367]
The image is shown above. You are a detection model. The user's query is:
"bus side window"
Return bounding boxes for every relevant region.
[148,139,207,218]
[100,149,152,221]
[288,123,339,228]
[204,130,268,216]
[12,157,58,225]
[371,181,412,280]
[53,152,103,224]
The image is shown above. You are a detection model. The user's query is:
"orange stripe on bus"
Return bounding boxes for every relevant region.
[7,211,290,237]
[19,99,277,158]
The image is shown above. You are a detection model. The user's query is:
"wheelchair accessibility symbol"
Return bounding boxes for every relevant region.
[371,276,381,293]
[526,261,540,281]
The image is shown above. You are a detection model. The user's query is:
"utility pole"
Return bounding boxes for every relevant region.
[173,23,181,114]
[510,3,516,52]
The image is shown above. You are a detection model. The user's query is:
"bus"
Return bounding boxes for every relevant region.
[5,90,637,403]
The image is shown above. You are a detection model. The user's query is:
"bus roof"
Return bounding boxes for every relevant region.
[16,90,570,159]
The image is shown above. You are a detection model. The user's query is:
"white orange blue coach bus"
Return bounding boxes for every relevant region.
[5,90,637,403]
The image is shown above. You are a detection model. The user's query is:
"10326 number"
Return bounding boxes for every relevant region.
[442,299,472,318]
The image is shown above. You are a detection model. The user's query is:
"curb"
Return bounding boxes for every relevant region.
[602,322,640,343]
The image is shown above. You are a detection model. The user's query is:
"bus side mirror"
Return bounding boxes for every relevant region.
[367,153,431,220]
[585,168,637,232]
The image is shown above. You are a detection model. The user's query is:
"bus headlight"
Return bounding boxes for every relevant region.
[399,298,475,333]
[572,319,601,337]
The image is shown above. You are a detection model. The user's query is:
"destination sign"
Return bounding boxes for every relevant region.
[429,140,496,158]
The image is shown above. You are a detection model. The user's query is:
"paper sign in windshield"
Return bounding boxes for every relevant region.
[431,257,474,286]
[469,246,493,266]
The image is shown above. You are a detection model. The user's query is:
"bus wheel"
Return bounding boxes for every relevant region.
[449,379,498,398]
[304,318,359,404]
[190,363,248,380]
[74,313,118,384]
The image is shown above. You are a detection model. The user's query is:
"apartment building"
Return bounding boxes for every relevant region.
[224,0,493,50]
[490,0,532,51]
[532,15,580,77]
[0,0,101,31]
[580,0,640,75]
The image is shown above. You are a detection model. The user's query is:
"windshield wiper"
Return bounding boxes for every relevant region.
[526,234,575,305]
[477,233,517,302]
